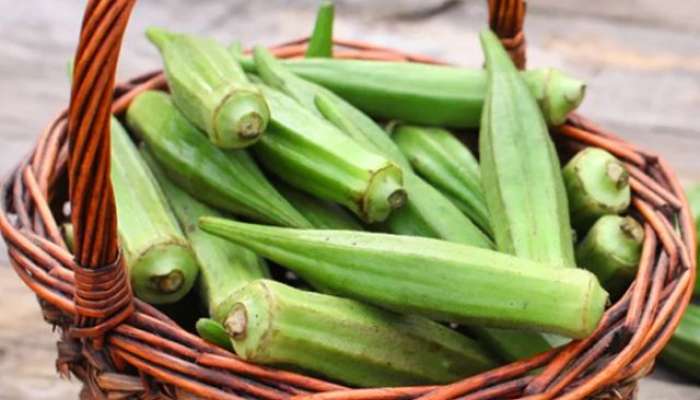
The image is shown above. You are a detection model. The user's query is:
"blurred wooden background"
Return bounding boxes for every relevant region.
[0,0,698,398]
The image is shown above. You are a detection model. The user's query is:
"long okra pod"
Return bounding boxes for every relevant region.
[240,57,586,126]
[563,148,631,231]
[479,29,576,268]
[125,90,311,228]
[253,83,406,224]
[147,28,269,148]
[142,147,269,317]
[393,125,491,235]
[223,279,498,387]
[111,118,198,304]
[250,49,491,247]
[688,185,700,296]
[201,219,608,338]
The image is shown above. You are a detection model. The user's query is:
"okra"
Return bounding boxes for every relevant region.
[276,183,362,230]
[253,83,406,224]
[250,49,492,247]
[147,28,269,148]
[110,118,198,304]
[688,185,700,296]
[660,304,700,381]
[576,215,644,299]
[240,58,585,127]
[125,90,310,228]
[200,219,608,338]
[61,223,74,253]
[223,279,497,387]
[142,147,269,317]
[479,29,576,268]
[563,148,631,231]
[305,1,334,58]
[196,318,234,351]
[393,125,491,235]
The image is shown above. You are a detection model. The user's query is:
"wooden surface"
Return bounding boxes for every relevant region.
[0,1,698,399]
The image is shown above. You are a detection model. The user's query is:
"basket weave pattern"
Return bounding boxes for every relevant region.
[0,0,695,399]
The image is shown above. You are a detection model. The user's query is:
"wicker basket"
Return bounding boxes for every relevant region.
[0,0,695,398]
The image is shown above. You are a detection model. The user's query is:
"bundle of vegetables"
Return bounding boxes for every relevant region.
[89,3,673,387]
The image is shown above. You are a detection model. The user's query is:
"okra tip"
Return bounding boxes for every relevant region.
[606,161,629,190]
[213,89,270,148]
[130,243,199,305]
[543,69,586,125]
[363,165,407,223]
[620,217,644,243]
[145,26,173,48]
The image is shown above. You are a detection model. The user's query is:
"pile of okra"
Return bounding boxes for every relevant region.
[65,2,700,387]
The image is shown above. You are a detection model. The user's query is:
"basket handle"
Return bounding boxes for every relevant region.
[488,0,527,69]
[63,0,526,338]
[66,0,137,339]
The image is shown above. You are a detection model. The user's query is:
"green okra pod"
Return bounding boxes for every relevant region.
[252,47,492,247]
[200,219,608,338]
[147,28,269,149]
[305,1,335,58]
[240,57,585,127]
[142,147,269,318]
[126,90,310,228]
[660,304,700,381]
[111,118,198,304]
[479,29,576,268]
[276,183,362,230]
[223,279,498,387]
[563,148,631,231]
[61,223,74,253]
[196,318,234,352]
[253,83,406,224]
[393,125,491,235]
[576,215,644,299]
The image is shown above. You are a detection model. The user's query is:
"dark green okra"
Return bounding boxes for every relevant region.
[563,148,631,231]
[223,279,498,387]
[660,304,700,381]
[111,118,198,305]
[196,318,234,351]
[147,28,269,149]
[480,29,576,268]
[200,219,608,338]
[305,1,334,58]
[576,215,644,299]
[252,47,492,247]
[125,90,310,228]
[253,83,406,224]
[393,125,491,235]
[142,147,269,318]
[276,183,362,230]
[240,57,585,127]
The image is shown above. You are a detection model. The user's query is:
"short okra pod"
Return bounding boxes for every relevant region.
[563,148,631,231]
[576,215,644,299]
